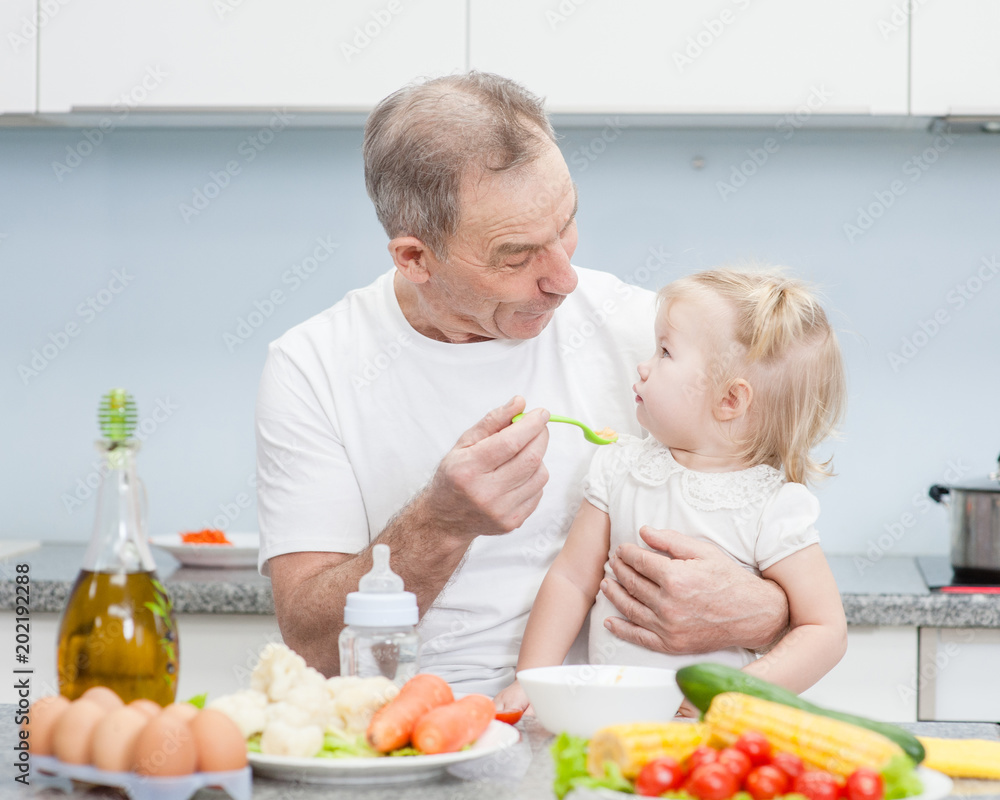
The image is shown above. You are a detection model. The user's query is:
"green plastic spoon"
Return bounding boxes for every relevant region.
[511,413,619,445]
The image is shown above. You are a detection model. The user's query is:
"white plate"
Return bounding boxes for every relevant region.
[151,532,259,568]
[565,767,953,800]
[248,720,520,785]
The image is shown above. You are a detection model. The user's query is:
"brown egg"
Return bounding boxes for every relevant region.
[52,699,107,764]
[91,706,149,772]
[80,686,124,711]
[23,696,70,756]
[160,702,199,723]
[132,713,197,776]
[128,699,162,719]
[189,709,248,772]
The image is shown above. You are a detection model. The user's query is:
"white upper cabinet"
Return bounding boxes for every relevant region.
[469,0,908,115]
[37,0,467,113]
[911,0,1000,116]
[1,0,37,113]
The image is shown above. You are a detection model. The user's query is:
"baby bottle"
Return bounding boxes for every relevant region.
[339,544,419,686]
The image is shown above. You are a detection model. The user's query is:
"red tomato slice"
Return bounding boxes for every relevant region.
[794,769,842,800]
[688,763,740,800]
[635,757,684,797]
[745,765,791,800]
[734,730,773,766]
[845,768,885,800]
[494,709,524,725]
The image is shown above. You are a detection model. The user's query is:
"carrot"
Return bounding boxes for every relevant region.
[366,673,453,753]
[411,694,496,755]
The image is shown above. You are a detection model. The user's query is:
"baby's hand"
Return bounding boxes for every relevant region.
[494,678,532,717]
[675,698,700,719]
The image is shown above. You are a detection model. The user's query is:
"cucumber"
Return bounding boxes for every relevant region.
[675,662,925,765]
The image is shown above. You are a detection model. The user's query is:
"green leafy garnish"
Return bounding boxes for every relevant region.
[386,746,422,757]
[185,693,207,709]
[551,732,633,798]
[881,754,923,800]
[318,730,380,759]
[246,734,262,754]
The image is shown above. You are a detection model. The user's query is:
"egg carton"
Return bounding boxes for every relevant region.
[32,755,251,800]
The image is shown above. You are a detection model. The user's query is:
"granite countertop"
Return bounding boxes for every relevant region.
[2,544,1000,627]
[4,713,999,800]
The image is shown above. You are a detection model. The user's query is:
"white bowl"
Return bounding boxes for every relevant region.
[518,664,683,737]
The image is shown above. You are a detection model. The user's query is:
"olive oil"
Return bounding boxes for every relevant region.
[57,390,180,704]
[57,570,178,703]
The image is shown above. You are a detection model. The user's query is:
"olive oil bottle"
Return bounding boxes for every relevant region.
[57,390,179,704]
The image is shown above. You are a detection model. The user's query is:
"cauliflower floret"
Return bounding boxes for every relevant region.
[251,642,323,703]
[265,701,317,730]
[206,689,268,739]
[282,670,335,727]
[260,720,324,758]
[333,676,399,735]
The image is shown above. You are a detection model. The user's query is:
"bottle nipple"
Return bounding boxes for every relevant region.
[358,544,403,593]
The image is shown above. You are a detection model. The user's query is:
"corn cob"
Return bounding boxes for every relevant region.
[587,721,707,779]
[916,737,1000,779]
[705,692,903,777]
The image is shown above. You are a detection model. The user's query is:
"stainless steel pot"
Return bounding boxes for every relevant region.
[930,454,1000,582]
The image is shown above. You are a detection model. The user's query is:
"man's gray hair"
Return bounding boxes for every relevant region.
[363,71,557,259]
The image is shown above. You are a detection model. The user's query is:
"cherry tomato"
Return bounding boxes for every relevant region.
[717,747,752,783]
[745,765,791,800]
[494,710,523,725]
[734,730,773,766]
[686,745,719,771]
[794,769,842,800]
[845,768,885,800]
[688,763,740,800]
[771,751,805,780]
[635,757,684,797]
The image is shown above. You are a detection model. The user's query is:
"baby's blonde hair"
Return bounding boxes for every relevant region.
[658,267,846,485]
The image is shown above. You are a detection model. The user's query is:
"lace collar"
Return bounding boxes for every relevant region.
[618,435,785,512]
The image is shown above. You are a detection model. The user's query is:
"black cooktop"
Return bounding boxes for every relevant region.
[918,555,1000,592]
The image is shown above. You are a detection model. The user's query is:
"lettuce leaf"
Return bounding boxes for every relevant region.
[881,754,924,800]
[551,732,633,798]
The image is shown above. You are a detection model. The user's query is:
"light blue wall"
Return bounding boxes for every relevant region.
[2,123,998,561]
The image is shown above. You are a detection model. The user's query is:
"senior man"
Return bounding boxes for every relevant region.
[255,72,789,696]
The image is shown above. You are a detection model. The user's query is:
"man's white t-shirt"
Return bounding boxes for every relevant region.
[256,266,656,695]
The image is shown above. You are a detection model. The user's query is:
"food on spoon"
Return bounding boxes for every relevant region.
[180,528,232,544]
[594,427,618,442]
[411,694,495,755]
[367,673,454,753]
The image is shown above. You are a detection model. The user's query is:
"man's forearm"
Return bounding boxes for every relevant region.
[737,577,790,652]
[272,492,472,677]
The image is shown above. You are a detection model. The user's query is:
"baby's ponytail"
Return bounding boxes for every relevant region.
[658,267,846,485]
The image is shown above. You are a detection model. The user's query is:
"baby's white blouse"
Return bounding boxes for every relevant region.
[584,434,821,670]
